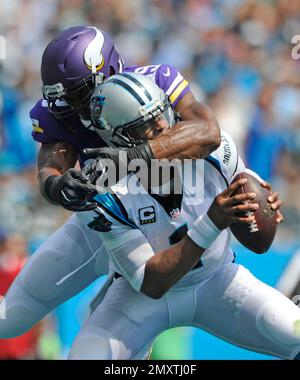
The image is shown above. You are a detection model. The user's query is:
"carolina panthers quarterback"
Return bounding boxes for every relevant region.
[0,26,220,342]
[67,73,300,361]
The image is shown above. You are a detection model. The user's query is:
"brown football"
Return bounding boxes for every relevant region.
[230,172,278,254]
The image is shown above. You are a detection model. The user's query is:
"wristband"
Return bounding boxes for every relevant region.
[188,213,221,249]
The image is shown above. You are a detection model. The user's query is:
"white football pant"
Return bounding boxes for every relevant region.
[0,214,109,338]
[68,263,300,360]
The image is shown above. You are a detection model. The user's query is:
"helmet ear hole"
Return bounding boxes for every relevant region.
[109,66,115,76]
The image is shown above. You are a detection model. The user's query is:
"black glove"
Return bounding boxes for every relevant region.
[82,142,154,184]
[44,169,98,212]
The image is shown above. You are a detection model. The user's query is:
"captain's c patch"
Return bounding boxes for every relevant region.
[138,206,156,225]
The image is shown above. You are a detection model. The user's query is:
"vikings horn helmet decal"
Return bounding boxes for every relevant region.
[41,26,124,121]
[83,27,105,73]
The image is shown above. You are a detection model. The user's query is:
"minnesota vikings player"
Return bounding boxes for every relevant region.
[68,73,300,361]
[0,26,220,340]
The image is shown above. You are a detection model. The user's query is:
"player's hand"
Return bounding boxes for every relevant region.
[207,178,259,230]
[261,181,284,224]
[44,169,98,212]
[82,147,126,184]
[82,143,154,184]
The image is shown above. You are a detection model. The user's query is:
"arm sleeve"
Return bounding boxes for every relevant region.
[30,100,60,144]
[210,130,265,184]
[156,64,191,108]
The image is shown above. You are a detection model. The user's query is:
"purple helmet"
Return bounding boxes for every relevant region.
[41,26,124,120]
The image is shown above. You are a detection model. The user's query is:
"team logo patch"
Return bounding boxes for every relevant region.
[91,95,107,129]
[88,214,112,232]
[139,206,156,225]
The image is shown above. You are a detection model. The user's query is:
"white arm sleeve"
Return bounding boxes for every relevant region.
[218,130,265,184]
[99,220,155,292]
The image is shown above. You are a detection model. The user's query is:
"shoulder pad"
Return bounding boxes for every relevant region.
[156,64,190,106]
[125,64,190,107]
[30,100,52,143]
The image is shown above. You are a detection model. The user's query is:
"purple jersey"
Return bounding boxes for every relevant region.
[30,64,191,165]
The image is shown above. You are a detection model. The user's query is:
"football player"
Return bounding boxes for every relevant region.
[0,26,220,340]
[68,73,300,360]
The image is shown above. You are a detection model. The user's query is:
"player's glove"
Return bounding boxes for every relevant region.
[44,169,98,212]
[82,142,154,184]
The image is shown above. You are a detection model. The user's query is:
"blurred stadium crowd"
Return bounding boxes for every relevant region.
[0,0,300,359]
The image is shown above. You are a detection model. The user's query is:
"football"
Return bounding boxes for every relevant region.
[230,172,278,254]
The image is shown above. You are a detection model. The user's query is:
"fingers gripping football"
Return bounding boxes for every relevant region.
[208,172,282,253]
[229,173,281,253]
[207,178,259,230]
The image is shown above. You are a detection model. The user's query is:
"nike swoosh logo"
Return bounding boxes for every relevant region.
[162,67,171,77]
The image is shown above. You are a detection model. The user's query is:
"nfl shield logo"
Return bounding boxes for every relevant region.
[170,208,181,221]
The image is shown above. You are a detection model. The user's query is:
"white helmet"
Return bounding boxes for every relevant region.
[90,72,176,147]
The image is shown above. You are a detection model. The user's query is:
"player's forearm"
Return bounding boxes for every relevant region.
[141,236,205,299]
[38,167,62,203]
[37,142,77,202]
[148,120,219,160]
[148,103,221,160]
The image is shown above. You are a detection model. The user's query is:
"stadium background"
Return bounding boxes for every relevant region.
[0,0,300,359]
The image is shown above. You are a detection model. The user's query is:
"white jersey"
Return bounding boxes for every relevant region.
[69,133,300,360]
[77,132,250,291]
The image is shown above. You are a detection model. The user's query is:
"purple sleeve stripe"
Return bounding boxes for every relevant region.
[170,81,191,107]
